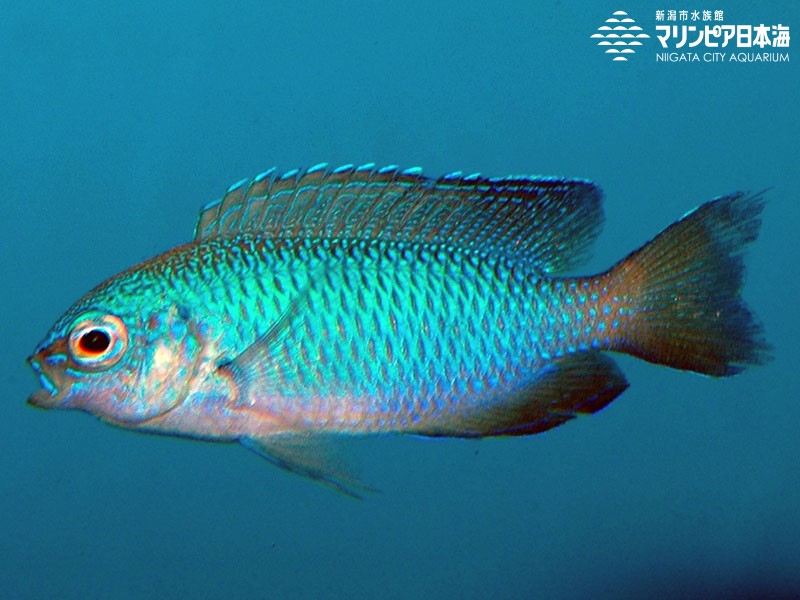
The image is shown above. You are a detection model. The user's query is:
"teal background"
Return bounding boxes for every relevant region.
[2,1,798,598]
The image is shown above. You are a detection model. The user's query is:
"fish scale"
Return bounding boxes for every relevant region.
[171,235,523,431]
[28,164,768,496]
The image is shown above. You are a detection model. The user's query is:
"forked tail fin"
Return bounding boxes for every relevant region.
[611,192,770,376]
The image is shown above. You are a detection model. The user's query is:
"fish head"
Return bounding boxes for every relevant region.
[28,300,206,426]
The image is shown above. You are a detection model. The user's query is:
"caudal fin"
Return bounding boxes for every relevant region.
[611,192,770,376]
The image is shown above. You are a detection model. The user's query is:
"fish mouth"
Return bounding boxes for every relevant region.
[26,354,62,409]
[28,388,58,408]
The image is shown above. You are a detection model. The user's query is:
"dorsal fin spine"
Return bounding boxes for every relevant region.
[193,164,604,273]
[254,167,276,183]
[307,162,328,174]
[228,178,248,193]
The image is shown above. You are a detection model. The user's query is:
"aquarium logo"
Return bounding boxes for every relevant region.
[591,10,651,61]
[654,11,791,64]
[593,9,791,65]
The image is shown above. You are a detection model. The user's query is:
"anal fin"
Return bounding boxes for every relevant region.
[428,352,629,437]
[241,434,377,499]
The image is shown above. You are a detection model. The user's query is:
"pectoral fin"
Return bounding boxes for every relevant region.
[241,434,376,499]
[219,262,332,397]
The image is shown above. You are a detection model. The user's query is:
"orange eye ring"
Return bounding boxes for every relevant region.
[68,313,129,369]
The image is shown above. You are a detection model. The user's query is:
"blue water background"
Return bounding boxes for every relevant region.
[2,1,798,598]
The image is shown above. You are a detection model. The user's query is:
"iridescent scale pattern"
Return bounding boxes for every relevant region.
[96,233,624,435]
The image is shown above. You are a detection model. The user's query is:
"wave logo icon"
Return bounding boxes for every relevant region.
[591,10,650,61]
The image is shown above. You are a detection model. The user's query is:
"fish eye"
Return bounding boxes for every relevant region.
[78,329,111,354]
[68,314,129,369]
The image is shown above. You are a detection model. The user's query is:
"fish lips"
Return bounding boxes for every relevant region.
[26,353,64,409]
[28,388,58,409]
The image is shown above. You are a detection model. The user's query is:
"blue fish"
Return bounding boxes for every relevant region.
[28,164,769,495]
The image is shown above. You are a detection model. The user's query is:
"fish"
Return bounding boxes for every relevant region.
[27,163,769,496]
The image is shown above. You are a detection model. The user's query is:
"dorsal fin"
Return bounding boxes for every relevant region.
[194,163,604,273]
